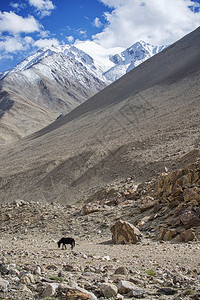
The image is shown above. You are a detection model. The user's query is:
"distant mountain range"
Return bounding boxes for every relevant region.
[0,41,168,82]
[0,41,167,143]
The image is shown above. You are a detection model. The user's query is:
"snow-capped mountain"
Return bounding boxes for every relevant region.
[0,41,167,82]
[0,44,107,81]
[103,41,168,82]
[0,41,167,143]
[0,45,108,143]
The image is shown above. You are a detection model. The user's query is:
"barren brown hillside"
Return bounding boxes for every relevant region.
[0,27,199,204]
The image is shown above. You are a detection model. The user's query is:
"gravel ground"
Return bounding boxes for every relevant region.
[1,231,200,299]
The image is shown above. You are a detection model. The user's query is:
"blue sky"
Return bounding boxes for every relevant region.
[0,0,200,72]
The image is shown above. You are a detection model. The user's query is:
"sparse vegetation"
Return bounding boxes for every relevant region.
[49,276,64,282]
[145,269,156,276]
[183,289,196,296]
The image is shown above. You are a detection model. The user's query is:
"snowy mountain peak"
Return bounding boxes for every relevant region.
[104,40,168,81]
[110,40,167,65]
[0,45,97,80]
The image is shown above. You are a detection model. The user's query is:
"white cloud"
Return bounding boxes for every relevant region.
[95,0,200,47]
[10,2,20,9]
[0,53,13,61]
[67,35,74,43]
[75,39,124,70]
[0,34,60,55]
[93,17,103,28]
[10,2,26,11]
[0,36,33,52]
[79,30,87,37]
[39,30,50,38]
[28,0,55,17]
[100,0,127,8]
[34,37,59,48]
[0,11,40,34]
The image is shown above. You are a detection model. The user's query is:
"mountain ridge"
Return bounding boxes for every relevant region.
[0,41,167,82]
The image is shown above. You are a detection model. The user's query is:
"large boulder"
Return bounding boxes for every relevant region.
[163,229,177,241]
[140,196,158,212]
[183,187,200,202]
[180,229,196,242]
[179,209,200,229]
[110,220,142,244]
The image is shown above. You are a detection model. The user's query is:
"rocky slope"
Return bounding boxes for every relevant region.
[0,155,200,299]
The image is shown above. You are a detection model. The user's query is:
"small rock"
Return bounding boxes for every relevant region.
[67,288,97,300]
[41,283,58,298]
[59,283,97,300]
[18,283,32,294]
[115,267,128,275]
[46,264,58,270]
[63,264,78,272]
[157,287,178,295]
[9,268,20,276]
[115,294,124,300]
[82,205,100,215]
[118,280,138,294]
[0,264,9,275]
[102,255,110,261]
[34,266,41,275]
[2,214,11,221]
[129,277,145,287]
[21,274,35,285]
[100,283,118,298]
[0,277,9,292]
[127,288,146,298]
[66,291,90,299]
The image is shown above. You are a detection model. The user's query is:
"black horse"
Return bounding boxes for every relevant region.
[57,237,75,250]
